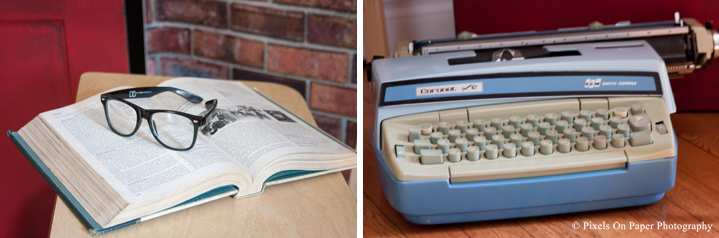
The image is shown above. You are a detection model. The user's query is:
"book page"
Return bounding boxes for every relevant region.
[160,78,355,178]
[39,90,249,204]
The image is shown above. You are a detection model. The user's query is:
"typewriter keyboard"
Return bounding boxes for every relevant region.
[380,97,676,183]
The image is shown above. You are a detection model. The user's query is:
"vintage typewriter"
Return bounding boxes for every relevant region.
[370,14,719,224]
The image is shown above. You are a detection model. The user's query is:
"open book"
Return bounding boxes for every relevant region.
[8,77,356,235]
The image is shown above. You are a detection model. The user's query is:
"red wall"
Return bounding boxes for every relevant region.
[453,0,719,111]
[0,0,128,237]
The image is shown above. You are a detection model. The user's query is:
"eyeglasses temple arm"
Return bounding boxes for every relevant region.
[199,99,218,125]
[103,87,204,103]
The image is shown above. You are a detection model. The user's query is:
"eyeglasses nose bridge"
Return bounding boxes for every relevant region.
[138,108,149,119]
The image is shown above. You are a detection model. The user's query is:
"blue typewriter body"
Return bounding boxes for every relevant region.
[370,41,678,224]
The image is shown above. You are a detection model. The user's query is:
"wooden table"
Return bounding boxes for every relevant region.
[50,72,356,237]
[363,89,719,237]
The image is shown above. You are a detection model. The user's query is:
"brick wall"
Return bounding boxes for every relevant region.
[144,0,357,148]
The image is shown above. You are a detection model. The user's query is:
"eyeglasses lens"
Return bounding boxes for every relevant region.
[151,112,195,149]
[106,99,138,135]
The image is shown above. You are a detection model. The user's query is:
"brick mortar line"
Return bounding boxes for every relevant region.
[226,57,358,88]
[304,81,311,107]
[189,25,195,57]
[340,117,347,145]
[310,109,357,121]
[149,52,358,88]
[148,0,154,22]
[227,60,234,79]
[303,12,308,43]
[226,0,231,34]
[154,55,162,75]
[217,0,357,18]
[263,41,269,72]
[146,21,357,54]
[309,79,358,89]
[144,0,151,61]
[152,52,233,76]
[346,52,354,85]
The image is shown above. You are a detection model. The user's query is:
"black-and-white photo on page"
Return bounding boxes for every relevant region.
[200,105,295,136]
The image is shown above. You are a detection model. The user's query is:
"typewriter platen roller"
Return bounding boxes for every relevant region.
[404,13,718,78]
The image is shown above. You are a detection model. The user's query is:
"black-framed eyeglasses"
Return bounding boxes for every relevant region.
[100,87,218,151]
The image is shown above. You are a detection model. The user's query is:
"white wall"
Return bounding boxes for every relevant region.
[383,0,456,54]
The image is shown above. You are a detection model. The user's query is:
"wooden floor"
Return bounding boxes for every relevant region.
[363,94,719,237]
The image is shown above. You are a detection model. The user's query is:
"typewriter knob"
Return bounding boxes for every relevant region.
[521,142,535,157]
[473,136,487,151]
[502,125,516,137]
[466,128,479,141]
[617,124,631,138]
[448,148,461,162]
[528,131,541,146]
[455,138,468,152]
[563,128,577,143]
[408,126,421,142]
[448,129,462,142]
[611,134,626,148]
[430,132,443,144]
[491,117,504,129]
[594,135,608,150]
[503,143,517,158]
[485,144,499,160]
[576,137,590,152]
[591,117,604,130]
[510,133,523,147]
[437,139,450,154]
[520,123,534,136]
[456,120,469,133]
[545,130,559,144]
[560,111,575,124]
[491,134,505,149]
[596,109,610,120]
[631,103,645,115]
[539,140,554,155]
[419,123,433,134]
[579,110,593,121]
[555,120,569,133]
[599,125,613,139]
[574,118,587,131]
[609,117,622,128]
[466,146,480,161]
[581,127,595,141]
[544,113,558,125]
[613,107,628,117]
[509,116,522,128]
[438,122,451,134]
[473,119,487,131]
[558,138,571,153]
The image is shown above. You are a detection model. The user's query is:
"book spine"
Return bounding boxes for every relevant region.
[90,219,140,236]
[7,131,105,234]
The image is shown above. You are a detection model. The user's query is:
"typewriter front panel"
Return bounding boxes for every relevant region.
[375,96,677,223]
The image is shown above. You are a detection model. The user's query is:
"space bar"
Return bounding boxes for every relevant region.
[449,151,627,183]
